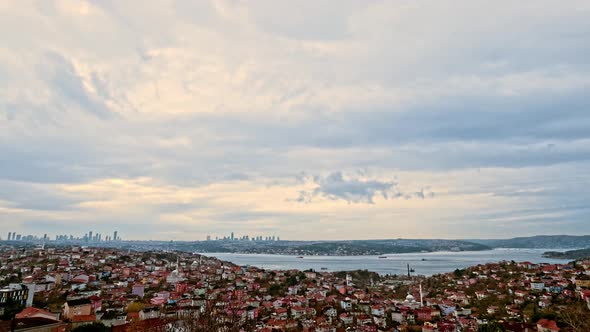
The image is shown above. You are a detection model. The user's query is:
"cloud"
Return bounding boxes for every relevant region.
[312,172,396,204]
[0,181,82,211]
[39,52,114,119]
[0,1,589,239]
[293,172,434,204]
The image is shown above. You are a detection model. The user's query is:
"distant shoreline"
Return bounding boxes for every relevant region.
[205,247,571,258]
[543,247,590,260]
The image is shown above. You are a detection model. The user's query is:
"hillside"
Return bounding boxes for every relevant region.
[543,248,590,260]
[168,238,491,256]
[469,235,590,249]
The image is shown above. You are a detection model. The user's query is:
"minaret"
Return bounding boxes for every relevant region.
[419,283,424,307]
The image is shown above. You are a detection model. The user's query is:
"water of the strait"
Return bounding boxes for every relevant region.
[205,249,569,276]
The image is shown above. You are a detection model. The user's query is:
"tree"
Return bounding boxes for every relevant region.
[454,269,465,277]
[478,322,505,332]
[126,301,145,313]
[71,322,110,332]
[559,301,590,332]
[165,301,254,332]
[269,284,282,296]
[287,275,298,286]
[0,297,24,332]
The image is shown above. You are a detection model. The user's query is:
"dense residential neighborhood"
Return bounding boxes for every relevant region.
[1,244,589,331]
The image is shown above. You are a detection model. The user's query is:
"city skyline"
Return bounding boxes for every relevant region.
[4,230,122,242]
[1,230,287,242]
[4,230,590,244]
[1,1,590,240]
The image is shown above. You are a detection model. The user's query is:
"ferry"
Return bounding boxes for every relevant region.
[378,256,387,259]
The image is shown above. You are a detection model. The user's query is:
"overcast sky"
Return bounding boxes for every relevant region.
[1,1,589,240]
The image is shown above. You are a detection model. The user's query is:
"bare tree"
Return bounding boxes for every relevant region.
[164,299,254,332]
[559,302,590,332]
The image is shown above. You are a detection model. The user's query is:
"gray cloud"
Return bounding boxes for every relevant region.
[246,0,366,41]
[0,181,81,211]
[294,172,433,204]
[210,87,590,148]
[39,52,114,119]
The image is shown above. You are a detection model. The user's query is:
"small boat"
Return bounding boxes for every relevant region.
[378,256,387,259]
[296,256,304,259]
[421,258,427,261]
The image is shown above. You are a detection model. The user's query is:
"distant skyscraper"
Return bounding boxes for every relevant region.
[88,231,93,242]
[206,235,211,241]
[231,232,234,240]
[7,232,11,241]
[114,231,118,241]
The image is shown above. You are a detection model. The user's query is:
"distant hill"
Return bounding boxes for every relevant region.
[469,235,590,249]
[169,238,491,256]
[543,248,590,260]
[283,239,490,256]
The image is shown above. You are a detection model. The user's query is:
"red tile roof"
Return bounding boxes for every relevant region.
[70,314,96,322]
[537,318,560,331]
[15,307,58,321]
